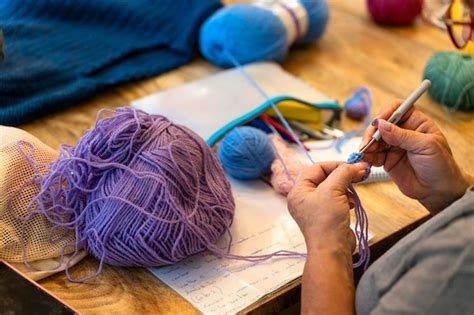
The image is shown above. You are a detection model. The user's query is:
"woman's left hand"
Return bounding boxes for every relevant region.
[287,161,369,315]
[287,161,369,254]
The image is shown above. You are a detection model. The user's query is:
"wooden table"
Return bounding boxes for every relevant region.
[20,0,473,314]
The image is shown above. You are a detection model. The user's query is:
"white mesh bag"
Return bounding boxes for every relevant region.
[0,126,86,280]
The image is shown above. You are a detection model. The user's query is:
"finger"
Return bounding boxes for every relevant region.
[348,229,357,253]
[397,109,440,135]
[319,162,369,192]
[360,99,403,150]
[370,151,388,167]
[363,151,387,166]
[348,196,356,209]
[377,119,431,152]
[360,99,417,151]
[295,161,343,190]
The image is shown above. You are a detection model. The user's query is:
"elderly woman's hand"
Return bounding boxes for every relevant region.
[287,161,369,253]
[361,99,472,214]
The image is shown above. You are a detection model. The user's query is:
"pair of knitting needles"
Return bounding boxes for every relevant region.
[359,79,432,154]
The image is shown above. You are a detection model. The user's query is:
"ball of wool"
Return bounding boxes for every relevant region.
[423,51,474,110]
[345,97,370,120]
[269,136,304,196]
[367,0,423,25]
[199,0,329,67]
[217,126,275,180]
[30,107,235,268]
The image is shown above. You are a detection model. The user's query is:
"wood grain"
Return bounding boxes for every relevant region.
[17,0,473,314]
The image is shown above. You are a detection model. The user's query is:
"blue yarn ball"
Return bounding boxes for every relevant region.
[217,126,275,180]
[298,0,330,45]
[200,1,329,67]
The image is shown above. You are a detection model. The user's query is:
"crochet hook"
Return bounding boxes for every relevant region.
[359,79,432,154]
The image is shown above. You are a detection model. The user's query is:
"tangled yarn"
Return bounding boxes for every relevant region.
[27,107,236,281]
[423,51,474,110]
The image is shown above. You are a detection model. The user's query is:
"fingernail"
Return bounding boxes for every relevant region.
[371,118,378,127]
[378,119,391,131]
[356,161,370,170]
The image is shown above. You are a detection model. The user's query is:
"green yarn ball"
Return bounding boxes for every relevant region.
[423,52,474,110]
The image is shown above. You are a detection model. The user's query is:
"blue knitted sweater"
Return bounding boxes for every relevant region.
[0,0,221,125]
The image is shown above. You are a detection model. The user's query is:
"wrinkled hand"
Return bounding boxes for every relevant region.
[287,162,369,254]
[361,99,471,214]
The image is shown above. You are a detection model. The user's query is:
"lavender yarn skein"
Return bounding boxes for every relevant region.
[30,107,235,273]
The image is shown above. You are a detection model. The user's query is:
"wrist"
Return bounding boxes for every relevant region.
[420,170,471,214]
[305,233,353,258]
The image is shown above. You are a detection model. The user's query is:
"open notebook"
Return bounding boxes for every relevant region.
[132,62,377,314]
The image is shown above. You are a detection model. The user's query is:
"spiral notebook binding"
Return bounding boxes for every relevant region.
[362,167,390,183]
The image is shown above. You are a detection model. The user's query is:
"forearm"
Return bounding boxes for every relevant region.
[301,241,355,315]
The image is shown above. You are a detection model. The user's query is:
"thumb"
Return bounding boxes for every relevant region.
[377,119,427,152]
[320,162,368,192]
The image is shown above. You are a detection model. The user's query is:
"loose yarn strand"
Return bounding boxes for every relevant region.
[335,87,372,152]
[225,50,370,269]
[224,50,314,164]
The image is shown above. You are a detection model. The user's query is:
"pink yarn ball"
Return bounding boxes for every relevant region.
[367,0,424,25]
[269,136,304,196]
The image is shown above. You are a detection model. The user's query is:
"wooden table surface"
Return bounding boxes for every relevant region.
[19,0,473,314]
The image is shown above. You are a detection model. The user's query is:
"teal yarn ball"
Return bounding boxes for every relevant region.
[423,52,474,110]
[217,126,275,180]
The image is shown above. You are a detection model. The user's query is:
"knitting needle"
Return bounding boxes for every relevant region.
[359,79,432,154]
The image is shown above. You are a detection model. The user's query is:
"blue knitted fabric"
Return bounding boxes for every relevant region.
[0,0,221,125]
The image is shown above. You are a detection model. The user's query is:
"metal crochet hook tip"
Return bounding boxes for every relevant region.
[359,138,376,154]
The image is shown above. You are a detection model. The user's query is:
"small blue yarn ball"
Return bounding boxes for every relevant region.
[199,0,329,67]
[217,126,275,180]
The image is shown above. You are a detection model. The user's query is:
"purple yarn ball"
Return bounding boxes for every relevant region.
[345,99,369,120]
[32,107,235,270]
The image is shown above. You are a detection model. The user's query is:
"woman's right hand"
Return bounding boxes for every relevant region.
[361,99,472,214]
